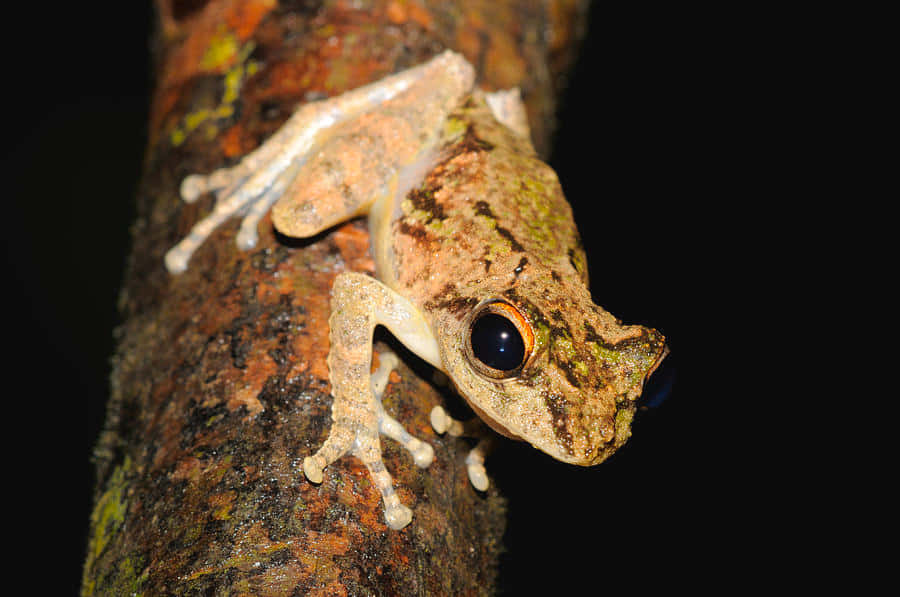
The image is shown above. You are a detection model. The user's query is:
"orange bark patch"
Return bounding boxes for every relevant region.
[385,0,433,29]
[226,377,268,417]
[456,28,483,63]
[406,1,435,29]
[225,0,277,39]
[152,0,276,133]
[332,223,375,273]
[385,1,408,24]
[171,456,205,483]
[262,59,315,100]
[311,582,349,597]
[208,490,236,519]
[304,530,351,556]
[220,123,247,158]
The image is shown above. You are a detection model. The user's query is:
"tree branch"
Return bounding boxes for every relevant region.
[83,1,588,593]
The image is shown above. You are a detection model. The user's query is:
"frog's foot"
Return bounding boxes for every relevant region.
[302,420,414,530]
[164,119,313,274]
[430,406,492,492]
[303,349,433,529]
[305,273,443,530]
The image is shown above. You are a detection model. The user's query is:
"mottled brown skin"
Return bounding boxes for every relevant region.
[392,97,668,464]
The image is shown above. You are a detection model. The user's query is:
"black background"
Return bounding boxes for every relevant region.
[3,2,758,594]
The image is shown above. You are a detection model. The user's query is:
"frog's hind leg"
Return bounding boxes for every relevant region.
[166,156,307,273]
[166,50,474,274]
[165,119,316,273]
[303,272,440,530]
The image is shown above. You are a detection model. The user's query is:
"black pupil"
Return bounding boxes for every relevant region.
[470,313,525,372]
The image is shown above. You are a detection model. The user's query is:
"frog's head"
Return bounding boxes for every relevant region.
[436,275,668,465]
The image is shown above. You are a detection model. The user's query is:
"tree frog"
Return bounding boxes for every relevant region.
[166,51,668,530]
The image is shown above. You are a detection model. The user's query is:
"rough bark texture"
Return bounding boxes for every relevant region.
[83,0,588,594]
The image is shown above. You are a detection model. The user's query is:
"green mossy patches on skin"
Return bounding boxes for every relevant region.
[614,407,635,446]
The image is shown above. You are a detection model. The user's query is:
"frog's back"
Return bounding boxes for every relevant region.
[385,96,590,317]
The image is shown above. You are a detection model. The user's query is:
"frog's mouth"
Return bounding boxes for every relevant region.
[457,391,522,441]
[637,342,672,410]
[645,343,670,380]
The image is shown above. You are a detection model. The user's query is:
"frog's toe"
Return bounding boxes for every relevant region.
[378,407,435,469]
[235,225,259,251]
[464,440,492,492]
[180,174,209,203]
[411,440,434,468]
[164,247,190,274]
[302,456,324,484]
[430,406,451,434]
[466,459,489,492]
[430,405,464,436]
[384,502,413,530]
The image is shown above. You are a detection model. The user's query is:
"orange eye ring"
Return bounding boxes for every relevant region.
[464,300,535,379]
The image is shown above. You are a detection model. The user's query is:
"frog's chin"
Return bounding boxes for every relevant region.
[458,394,522,441]
[458,392,593,465]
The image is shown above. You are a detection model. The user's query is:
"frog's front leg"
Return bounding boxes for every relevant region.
[303,272,440,530]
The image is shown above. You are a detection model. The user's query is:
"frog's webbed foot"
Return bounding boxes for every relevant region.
[430,406,493,492]
[303,273,441,530]
[303,347,433,530]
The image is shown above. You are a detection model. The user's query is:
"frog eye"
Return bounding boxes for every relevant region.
[465,301,534,379]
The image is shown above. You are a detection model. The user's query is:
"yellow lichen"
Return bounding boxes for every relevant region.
[82,456,133,595]
[200,28,240,71]
[171,42,258,147]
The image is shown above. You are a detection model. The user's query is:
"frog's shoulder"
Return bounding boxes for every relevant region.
[390,94,588,309]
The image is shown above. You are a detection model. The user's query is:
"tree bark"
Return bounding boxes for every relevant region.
[83,1,588,594]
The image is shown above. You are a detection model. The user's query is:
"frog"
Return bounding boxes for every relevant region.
[165,50,668,530]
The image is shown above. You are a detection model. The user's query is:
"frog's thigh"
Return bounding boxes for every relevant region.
[304,272,439,530]
[270,132,388,238]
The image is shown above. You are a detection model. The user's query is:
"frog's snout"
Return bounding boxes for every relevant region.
[646,343,670,380]
[640,344,674,410]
